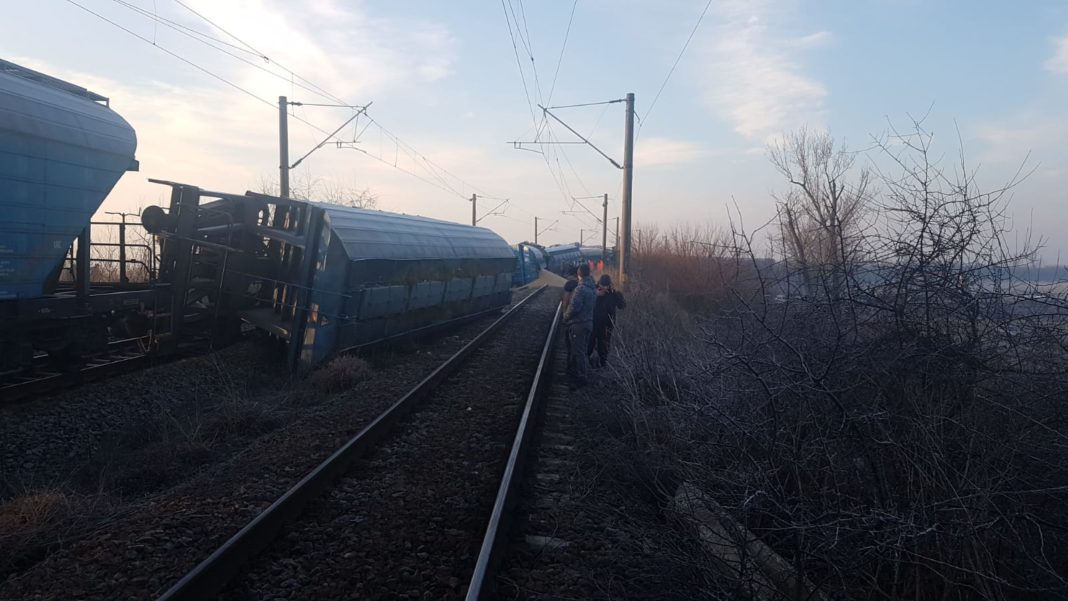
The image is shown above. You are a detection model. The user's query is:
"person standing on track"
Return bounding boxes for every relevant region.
[588,274,626,367]
[560,265,579,361]
[564,263,596,388]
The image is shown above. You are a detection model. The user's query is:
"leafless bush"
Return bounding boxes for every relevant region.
[612,120,1068,600]
[629,223,747,312]
[257,171,378,209]
[307,354,374,393]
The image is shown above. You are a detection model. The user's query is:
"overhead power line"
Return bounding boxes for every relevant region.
[547,99,623,110]
[111,0,261,57]
[64,0,277,111]
[640,0,713,135]
[172,0,350,107]
[545,0,578,107]
[108,0,343,104]
[69,0,500,203]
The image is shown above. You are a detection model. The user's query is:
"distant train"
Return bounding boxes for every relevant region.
[0,59,522,377]
[541,243,614,275]
[512,243,546,287]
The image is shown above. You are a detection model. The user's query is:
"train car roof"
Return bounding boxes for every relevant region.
[0,58,109,104]
[543,243,581,255]
[312,202,515,261]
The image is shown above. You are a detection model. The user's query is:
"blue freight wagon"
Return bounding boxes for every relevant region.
[511,242,545,287]
[0,58,147,375]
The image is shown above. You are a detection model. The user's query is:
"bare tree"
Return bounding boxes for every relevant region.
[257,172,378,209]
[769,128,873,298]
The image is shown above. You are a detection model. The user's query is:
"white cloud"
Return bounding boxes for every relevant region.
[795,30,833,49]
[634,137,713,167]
[179,0,456,100]
[972,113,1068,165]
[5,1,459,216]
[1045,35,1068,74]
[700,3,828,139]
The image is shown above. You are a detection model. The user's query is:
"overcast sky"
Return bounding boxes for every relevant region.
[4,0,1068,255]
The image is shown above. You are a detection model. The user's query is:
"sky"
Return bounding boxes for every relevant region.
[3,0,1067,256]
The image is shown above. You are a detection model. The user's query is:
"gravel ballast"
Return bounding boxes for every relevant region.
[0,290,543,600]
[494,347,713,600]
[218,287,558,600]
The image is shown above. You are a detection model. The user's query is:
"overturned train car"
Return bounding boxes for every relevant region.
[511,242,545,287]
[143,182,516,371]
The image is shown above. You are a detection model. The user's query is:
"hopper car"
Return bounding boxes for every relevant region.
[0,58,146,375]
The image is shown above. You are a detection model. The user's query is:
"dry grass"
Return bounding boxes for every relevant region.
[0,489,70,533]
[307,354,374,393]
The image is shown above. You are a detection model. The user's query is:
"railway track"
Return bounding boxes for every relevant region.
[0,337,150,404]
[154,284,561,600]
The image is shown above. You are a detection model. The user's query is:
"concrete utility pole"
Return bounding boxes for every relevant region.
[522,95,635,279]
[602,193,608,259]
[534,216,539,245]
[278,95,290,198]
[620,92,634,283]
[471,194,477,226]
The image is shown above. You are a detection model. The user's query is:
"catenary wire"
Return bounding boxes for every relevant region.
[108,0,345,104]
[545,0,578,107]
[75,0,505,203]
[640,0,713,136]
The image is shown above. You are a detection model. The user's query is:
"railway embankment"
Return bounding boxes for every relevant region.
[0,297,516,597]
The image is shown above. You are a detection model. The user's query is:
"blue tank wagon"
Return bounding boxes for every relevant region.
[142,182,516,371]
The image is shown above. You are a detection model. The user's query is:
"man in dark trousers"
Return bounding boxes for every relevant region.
[563,263,596,388]
[588,274,626,367]
[561,265,579,361]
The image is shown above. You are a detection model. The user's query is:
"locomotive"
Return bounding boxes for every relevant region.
[0,58,517,377]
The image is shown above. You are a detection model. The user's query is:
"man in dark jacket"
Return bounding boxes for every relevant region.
[588,274,625,367]
[563,263,596,388]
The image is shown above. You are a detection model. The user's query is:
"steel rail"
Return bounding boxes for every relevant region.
[156,284,549,601]
[0,338,150,404]
[465,300,562,600]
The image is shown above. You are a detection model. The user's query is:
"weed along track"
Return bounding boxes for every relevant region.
[153,285,559,600]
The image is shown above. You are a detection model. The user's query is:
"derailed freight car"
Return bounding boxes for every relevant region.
[511,242,546,287]
[143,181,515,372]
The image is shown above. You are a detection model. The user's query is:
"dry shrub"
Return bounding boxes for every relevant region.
[627,223,764,315]
[308,354,374,393]
[611,122,1068,600]
[0,489,69,533]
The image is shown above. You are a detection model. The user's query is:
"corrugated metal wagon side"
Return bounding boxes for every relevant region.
[297,204,515,369]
